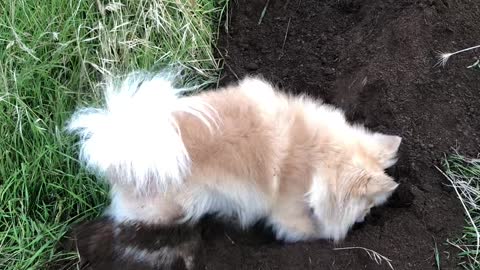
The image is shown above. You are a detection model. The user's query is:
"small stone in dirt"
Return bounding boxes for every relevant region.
[426,220,444,233]
[245,62,259,71]
[320,33,328,42]
[323,67,335,75]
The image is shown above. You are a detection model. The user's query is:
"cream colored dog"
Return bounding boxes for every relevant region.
[69,72,400,243]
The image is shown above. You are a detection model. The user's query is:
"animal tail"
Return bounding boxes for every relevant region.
[67,71,217,192]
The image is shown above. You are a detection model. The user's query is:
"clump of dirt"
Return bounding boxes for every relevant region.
[206,0,480,269]
[52,218,204,270]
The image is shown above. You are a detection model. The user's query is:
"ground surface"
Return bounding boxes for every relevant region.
[202,0,480,269]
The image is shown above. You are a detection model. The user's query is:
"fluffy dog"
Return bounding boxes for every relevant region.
[69,72,400,243]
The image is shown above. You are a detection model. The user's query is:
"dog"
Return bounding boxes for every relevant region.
[68,72,400,243]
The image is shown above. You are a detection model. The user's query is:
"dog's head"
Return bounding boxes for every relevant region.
[308,131,401,242]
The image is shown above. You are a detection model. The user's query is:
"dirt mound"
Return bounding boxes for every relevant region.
[206,0,480,269]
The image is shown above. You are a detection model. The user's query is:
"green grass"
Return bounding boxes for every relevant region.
[441,153,480,269]
[0,0,228,269]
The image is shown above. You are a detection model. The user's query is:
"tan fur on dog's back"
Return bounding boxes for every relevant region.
[180,83,287,196]
[178,81,327,201]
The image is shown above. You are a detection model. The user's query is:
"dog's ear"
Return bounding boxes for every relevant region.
[352,173,398,196]
[371,134,402,168]
[365,174,398,196]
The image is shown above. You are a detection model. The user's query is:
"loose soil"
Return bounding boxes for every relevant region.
[207,0,480,269]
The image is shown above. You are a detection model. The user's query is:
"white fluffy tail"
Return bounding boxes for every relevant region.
[68,72,216,192]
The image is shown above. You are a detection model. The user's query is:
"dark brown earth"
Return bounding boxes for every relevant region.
[56,1,480,269]
[210,0,480,269]
[52,219,204,270]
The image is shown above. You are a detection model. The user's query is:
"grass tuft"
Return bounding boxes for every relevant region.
[440,153,480,269]
[0,0,228,269]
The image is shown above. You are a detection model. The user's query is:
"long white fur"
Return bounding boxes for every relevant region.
[177,177,270,228]
[67,72,217,192]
